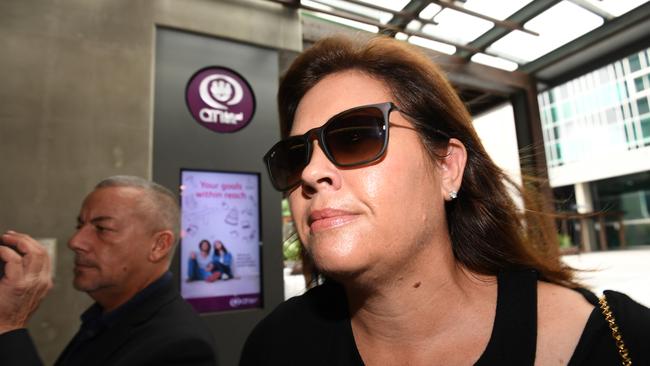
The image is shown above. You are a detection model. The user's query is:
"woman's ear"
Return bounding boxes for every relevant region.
[439,138,467,201]
[149,230,175,263]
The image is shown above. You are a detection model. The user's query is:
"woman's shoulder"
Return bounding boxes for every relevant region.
[537,280,596,325]
[536,281,595,365]
[601,289,650,316]
[564,289,650,365]
[535,281,650,365]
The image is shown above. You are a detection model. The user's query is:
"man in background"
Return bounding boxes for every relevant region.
[0,175,218,365]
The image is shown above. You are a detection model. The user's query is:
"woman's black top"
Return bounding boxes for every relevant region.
[240,270,650,365]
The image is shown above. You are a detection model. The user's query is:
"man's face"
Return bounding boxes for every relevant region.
[68,186,155,300]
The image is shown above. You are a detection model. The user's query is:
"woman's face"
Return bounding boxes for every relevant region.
[287,70,450,281]
[200,241,210,252]
[214,241,223,251]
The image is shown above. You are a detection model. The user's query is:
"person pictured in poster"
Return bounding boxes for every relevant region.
[211,240,233,281]
[187,239,214,282]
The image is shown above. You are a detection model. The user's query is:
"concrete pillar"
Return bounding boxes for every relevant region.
[575,182,597,251]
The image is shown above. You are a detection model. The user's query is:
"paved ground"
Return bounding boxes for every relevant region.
[562,245,650,307]
[284,246,650,307]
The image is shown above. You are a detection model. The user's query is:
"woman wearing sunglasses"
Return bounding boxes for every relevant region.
[241,36,650,365]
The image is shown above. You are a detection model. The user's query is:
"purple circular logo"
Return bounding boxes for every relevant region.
[185,66,256,133]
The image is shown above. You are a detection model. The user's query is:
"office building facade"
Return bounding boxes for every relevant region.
[538,47,650,247]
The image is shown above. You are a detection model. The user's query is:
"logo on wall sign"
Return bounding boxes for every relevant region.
[185,66,256,133]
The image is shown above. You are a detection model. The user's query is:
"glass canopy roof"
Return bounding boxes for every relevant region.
[296,0,649,72]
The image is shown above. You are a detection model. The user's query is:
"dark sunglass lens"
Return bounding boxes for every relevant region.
[325,108,386,165]
[267,138,308,189]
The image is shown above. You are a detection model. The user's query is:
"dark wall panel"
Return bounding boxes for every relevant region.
[153,27,283,366]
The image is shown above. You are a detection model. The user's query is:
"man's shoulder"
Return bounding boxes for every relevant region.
[135,284,213,338]
[108,288,217,365]
[115,280,215,346]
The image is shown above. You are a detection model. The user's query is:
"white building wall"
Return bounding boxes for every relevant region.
[473,103,522,185]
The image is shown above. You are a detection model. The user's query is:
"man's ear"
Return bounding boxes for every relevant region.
[439,138,467,201]
[149,230,175,263]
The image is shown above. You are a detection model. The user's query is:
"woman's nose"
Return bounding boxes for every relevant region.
[299,141,342,194]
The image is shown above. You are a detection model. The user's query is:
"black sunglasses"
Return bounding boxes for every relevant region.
[264,102,403,191]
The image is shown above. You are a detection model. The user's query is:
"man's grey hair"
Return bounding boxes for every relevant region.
[95,175,180,243]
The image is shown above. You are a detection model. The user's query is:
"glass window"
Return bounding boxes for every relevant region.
[470,53,519,71]
[407,36,456,54]
[406,20,422,32]
[395,32,409,41]
[301,7,379,32]
[418,3,442,19]
[303,0,409,23]
[543,108,552,126]
[461,0,534,21]
[582,0,649,17]
[592,172,650,247]
[421,8,494,45]
[543,125,551,141]
[637,97,650,115]
[614,61,624,79]
[562,102,573,119]
[641,117,650,139]
[538,94,546,109]
[620,105,627,119]
[629,54,642,73]
[635,76,646,92]
[605,107,617,122]
[486,1,603,63]
[354,0,410,12]
[598,68,611,83]
[615,82,627,102]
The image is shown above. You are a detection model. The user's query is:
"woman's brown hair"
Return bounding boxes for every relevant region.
[278,35,576,287]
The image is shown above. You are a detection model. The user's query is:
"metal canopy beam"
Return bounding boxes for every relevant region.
[381,0,430,37]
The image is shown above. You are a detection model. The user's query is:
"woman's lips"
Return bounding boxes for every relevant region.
[308,209,359,233]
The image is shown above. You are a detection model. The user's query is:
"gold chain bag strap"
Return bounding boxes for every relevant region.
[598,295,633,366]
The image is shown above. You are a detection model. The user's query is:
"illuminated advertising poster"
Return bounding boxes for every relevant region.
[180,169,262,313]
